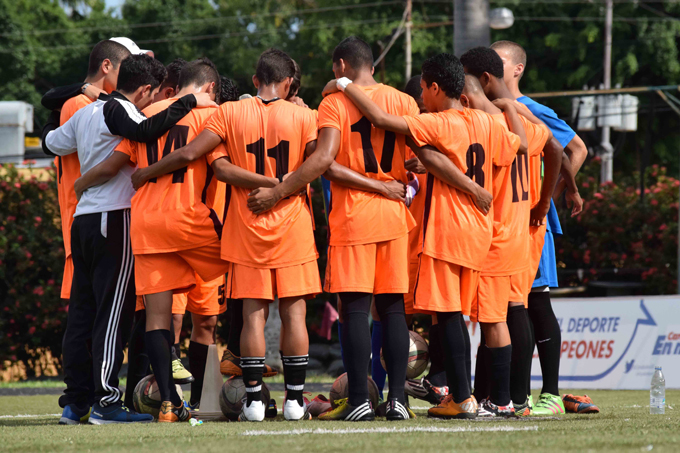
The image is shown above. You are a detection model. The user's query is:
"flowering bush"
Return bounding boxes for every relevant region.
[556,159,678,294]
[0,164,66,377]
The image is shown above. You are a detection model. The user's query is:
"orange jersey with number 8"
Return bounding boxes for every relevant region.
[318,84,419,246]
[205,97,318,269]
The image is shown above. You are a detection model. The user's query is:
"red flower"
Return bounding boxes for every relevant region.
[38,183,48,190]
[25,251,32,259]
[33,286,44,296]
[659,224,667,231]
[28,326,36,335]
[7,216,16,222]
[651,199,659,206]
[594,193,604,199]
[34,216,42,223]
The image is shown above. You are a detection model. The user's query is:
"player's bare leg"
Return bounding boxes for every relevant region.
[279,297,311,420]
[145,291,190,422]
[170,312,194,385]
[187,314,217,407]
[239,298,269,421]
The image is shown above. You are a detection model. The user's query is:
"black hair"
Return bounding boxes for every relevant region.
[460,46,504,79]
[255,48,296,86]
[162,58,187,90]
[420,53,466,100]
[219,76,240,104]
[332,36,373,70]
[116,54,167,94]
[178,57,221,96]
[404,75,422,101]
[87,40,131,77]
[287,60,302,100]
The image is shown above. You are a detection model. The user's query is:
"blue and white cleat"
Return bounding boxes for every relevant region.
[59,403,91,425]
[88,401,154,424]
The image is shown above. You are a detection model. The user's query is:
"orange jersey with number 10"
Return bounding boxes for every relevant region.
[205,97,318,269]
[404,108,520,271]
[115,99,225,255]
[482,114,551,276]
[318,84,419,246]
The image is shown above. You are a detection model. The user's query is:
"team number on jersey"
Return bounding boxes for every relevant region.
[511,153,529,203]
[146,125,189,183]
[350,116,397,174]
[246,138,290,179]
[465,143,485,187]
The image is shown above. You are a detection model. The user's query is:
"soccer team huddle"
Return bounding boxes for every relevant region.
[42,34,597,426]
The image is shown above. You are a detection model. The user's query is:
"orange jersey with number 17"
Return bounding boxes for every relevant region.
[482,114,551,276]
[403,108,520,271]
[204,97,318,269]
[318,84,419,246]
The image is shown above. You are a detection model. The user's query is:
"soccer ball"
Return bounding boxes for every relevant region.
[133,374,184,418]
[329,372,380,409]
[380,330,430,379]
[219,376,271,420]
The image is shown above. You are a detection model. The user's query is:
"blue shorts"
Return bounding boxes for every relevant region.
[532,199,562,288]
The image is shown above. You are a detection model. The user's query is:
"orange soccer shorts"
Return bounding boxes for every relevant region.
[229,260,321,301]
[413,254,480,315]
[61,255,74,299]
[471,275,511,323]
[172,273,227,316]
[404,259,420,315]
[509,271,530,306]
[134,240,230,296]
[324,234,409,295]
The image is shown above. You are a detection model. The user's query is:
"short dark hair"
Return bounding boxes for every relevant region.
[332,36,373,70]
[178,58,221,97]
[87,40,131,77]
[219,76,240,104]
[460,46,504,79]
[404,75,422,101]
[490,40,527,67]
[255,48,296,86]
[287,60,302,100]
[116,54,167,94]
[421,53,465,100]
[162,58,187,90]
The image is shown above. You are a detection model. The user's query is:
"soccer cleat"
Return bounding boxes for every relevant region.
[184,400,199,412]
[513,399,532,417]
[562,394,600,414]
[307,394,332,417]
[158,401,192,423]
[385,398,413,421]
[318,398,375,421]
[283,399,312,421]
[59,403,90,425]
[532,393,565,416]
[88,401,154,424]
[265,399,278,418]
[405,378,448,405]
[219,349,278,377]
[238,399,265,422]
[428,395,478,420]
[527,394,534,411]
[477,399,515,418]
[172,358,195,384]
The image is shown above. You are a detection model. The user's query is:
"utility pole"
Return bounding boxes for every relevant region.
[405,0,412,81]
[454,0,490,56]
[601,0,614,183]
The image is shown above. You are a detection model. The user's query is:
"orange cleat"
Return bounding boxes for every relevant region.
[428,395,478,419]
[158,401,192,423]
[219,349,278,377]
[562,394,600,414]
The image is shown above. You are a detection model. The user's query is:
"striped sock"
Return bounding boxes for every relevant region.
[282,354,309,405]
[241,356,265,404]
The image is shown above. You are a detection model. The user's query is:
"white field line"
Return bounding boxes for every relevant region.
[0,413,61,419]
[242,425,539,436]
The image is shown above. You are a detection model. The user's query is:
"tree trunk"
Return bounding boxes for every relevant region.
[454,0,490,56]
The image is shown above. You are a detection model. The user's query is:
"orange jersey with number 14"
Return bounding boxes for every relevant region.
[205,97,318,269]
[318,84,419,246]
[403,108,520,271]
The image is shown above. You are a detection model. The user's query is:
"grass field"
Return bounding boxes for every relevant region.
[1,390,678,452]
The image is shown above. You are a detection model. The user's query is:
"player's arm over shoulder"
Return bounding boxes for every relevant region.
[342,83,411,135]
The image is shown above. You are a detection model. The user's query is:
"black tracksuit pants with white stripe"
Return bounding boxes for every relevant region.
[60,209,135,407]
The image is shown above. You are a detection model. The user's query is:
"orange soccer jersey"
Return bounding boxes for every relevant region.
[482,113,551,276]
[57,94,93,299]
[404,148,428,313]
[318,84,419,246]
[204,96,319,269]
[403,108,520,271]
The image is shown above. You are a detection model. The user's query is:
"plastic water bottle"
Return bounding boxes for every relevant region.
[650,367,665,414]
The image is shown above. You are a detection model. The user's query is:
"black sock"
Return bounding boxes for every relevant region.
[241,357,265,404]
[527,313,535,395]
[340,292,372,407]
[171,343,180,361]
[228,299,243,357]
[473,330,491,401]
[125,310,149,408]
[426,324,447,387]
[527,291,561,396]
[489,345,512,406]
[145,329,181,406]
[375,294,409,405]
[282,354,309,405]
[507,306,533,404]
[460,316,471,389]
[188,341,209,405]
[438,311,471,403]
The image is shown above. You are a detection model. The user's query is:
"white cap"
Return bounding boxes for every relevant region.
[109,37,153,57]
[239,94,253,100]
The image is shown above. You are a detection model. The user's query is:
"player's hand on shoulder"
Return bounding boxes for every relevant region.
[471,182,492,215]
[380,180,406,202]
[193,92,217,108]
[248,187,282,215]
[491,98,514,112]
[405,157,427,174]
[322,79,340,97]
[529,200,550,226]
[288,96,308,108]
[83,84,106,102]
[566,188,583,217]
